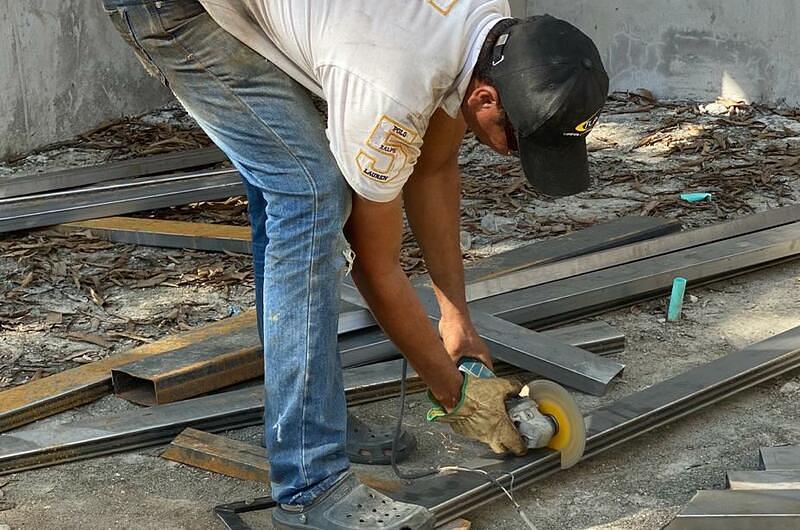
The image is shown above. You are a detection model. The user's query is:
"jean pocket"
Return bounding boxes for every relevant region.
[151,0,206,35]
[105,7,170,87]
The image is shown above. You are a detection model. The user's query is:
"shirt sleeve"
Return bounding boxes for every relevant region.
[319,65,428,202]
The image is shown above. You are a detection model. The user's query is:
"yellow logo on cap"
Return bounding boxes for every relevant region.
[575,112,600,134]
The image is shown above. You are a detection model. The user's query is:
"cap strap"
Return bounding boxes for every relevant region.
[491,33,510,66]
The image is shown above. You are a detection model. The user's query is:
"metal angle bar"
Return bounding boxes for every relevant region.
[726,470,800,490]
[471,222,800,328]
[0,146,227,200]
[466,205,800,302]
[0,170,243,234]
[341,284,624,395]
[0,323,625,475]
[759,446,800,470]
[381,325,800,521]
[207,326,800,530]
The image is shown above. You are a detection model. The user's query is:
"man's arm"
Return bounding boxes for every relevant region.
[403,109,492,367]
[345,195,463,409]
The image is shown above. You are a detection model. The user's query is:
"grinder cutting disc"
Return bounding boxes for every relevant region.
[523,380,586,469]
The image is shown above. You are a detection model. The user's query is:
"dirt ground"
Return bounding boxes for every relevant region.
[1,94,799,530]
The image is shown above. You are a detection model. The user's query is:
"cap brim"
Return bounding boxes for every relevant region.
[518,135,590,197]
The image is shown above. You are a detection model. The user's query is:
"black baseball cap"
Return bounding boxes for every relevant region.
[489,15,609,196]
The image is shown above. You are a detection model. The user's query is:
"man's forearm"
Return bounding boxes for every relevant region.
[404,161,469,320]
[351,264,462,409]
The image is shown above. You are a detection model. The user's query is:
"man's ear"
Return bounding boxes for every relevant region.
[465,82,500,113]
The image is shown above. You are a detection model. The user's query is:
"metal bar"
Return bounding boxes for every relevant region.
[113,317,623,405]
[334,222,800,363]
[56,217,252,254]
[465,205,800,301]
[161,428,270,483]
[381,325,800,520]
[0,311,258,433]
[342,284,624,395]
[0,169,243,234]
[726,470,800,490]
[759,446,800,470]
[663,490,800,530]
[0,323,625,474]
[209,325,800,530]
[456,216,682,285]
[0,146,227,200]
[471,222,800,328]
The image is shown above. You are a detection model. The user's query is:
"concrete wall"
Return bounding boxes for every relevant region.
[0,1,173,160]
[527,0,800,105]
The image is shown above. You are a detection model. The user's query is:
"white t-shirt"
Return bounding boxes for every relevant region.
[198,0,510,202]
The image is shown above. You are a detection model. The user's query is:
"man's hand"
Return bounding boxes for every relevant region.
[439,315,493,370]
[428,374,527,456]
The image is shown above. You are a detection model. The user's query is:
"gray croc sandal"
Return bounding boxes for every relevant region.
[347,412,416,465]
[272,472,434,529]
[261,413,417,466]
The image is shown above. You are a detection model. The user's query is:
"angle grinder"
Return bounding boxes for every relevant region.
[458,358,586,469]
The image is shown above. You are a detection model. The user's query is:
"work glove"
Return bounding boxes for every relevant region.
[427,374,527,456]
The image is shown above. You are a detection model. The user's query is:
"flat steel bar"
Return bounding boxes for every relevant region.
[465,205,800,301]
[0,169,243,233]
[342,284,624,395]
[663,490,800,530]
[726,470,800,490]
[759,446,800,470]
[0,311,258,433]
[0,146,227,199]
[161,428,270,483]
[380,325,800,522]
[471,222,800,328]
[0,322,626,474]
[56,217,252,254]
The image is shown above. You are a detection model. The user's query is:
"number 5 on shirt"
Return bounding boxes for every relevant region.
[356,116,420,183]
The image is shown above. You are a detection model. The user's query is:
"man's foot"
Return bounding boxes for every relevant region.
[347,412,416,465]
[272,472,434,529]
[262,412,417,466]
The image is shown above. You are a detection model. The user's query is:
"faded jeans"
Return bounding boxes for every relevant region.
[100,0,351,505]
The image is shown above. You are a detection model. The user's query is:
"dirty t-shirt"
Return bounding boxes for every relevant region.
[198,0,510,202]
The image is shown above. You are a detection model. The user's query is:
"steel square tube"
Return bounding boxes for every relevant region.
[726,470,800,490]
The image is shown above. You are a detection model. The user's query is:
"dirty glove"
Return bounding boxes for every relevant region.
[427,374,527,456]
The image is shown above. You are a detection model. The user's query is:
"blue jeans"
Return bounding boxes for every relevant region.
[101,0,352,505]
